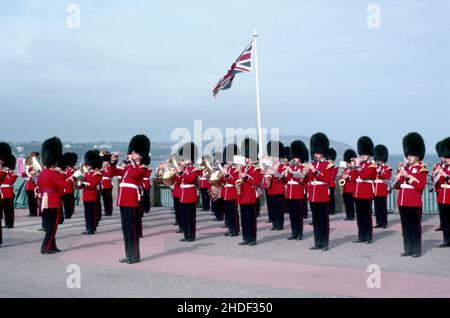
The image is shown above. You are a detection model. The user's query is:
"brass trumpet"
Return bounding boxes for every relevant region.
[339,178,346,195]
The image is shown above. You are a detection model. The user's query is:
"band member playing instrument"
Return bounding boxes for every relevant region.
[339,149,358,221]
[264,141,285,231]
[79,150,103,235]
[434,137,450,248]
[100,152,118,216]
[141,155,152,214]
[220,144,240,237]
[393,132,428,257]
[117,135,150,264]
[325,148,338,215]
[237,138,263,246]
[282,147,293,216]
[353,136,377,244]
[308,133,332,251]
[22,152,40,217]
[284,140,309,240]
[173,142,201,242]
[211,151,224,222]
[1,154,18,229]
[62,152,77,219]
[373,145,392,229]
[199,156,212,212]
[433,140,444,231]
[38,137,67,254]
[0,142,13,246]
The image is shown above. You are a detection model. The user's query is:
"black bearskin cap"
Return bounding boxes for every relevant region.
[84,150,103,170]
[3,154,16,170]
[0,142,12,162]
[403,132,425,161]
[440,137,450,158]
[310,132,329,156]
[343,149,357,163]
[291,140,309,163]
[141,155,151,165]
[41,137,62,167]
[435,140,443,158]
[241,138,258,161]
[267,141,285,158]
[128,134,150,158]
[283,147,291,161]
[325,147,337,161]
[223,144,239,163]
[374,145,389,162]
[63,152,78,167]
[357,136,374,156]
[178,142,199,162]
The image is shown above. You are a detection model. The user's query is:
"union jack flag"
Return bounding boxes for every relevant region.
[212,40,253,98]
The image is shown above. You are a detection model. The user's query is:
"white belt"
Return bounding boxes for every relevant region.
[441,184,450,189]
[288,181,299,185]
[224,184,235,187]
[357,179,373,183]
[400,184,414,189]
[374,180,387,184]
[180,184,196,188]
[200,177,207,180]
[102,177,111,180]
[143,178,149,181]
[119,183,138,190]
[0,185,12,188]
[310,181,327,186]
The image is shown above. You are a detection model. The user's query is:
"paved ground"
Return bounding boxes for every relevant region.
[1,205,449,298]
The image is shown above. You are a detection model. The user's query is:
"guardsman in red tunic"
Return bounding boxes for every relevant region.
[433,140,444,231]
[353,136,377,244]
[117,135,150,264]
[141,157,152,214]
[1,155,18,229]
[0,142,13,246]
[283,140,309,240]
[62,152,77,219]
[79,150,103,235]
[220,144,240,237]
[373,145,392,229]
[434,137,450,248]
[173,142,201,242]
[38,137,66,254]
[237,138,263,246]
[100,152,118,216]
[210,151,225,222]
[198,156,212,212]
[264,141,285,231]
[325,148,338,215]
[308,133,333,251]
[393,132,428,257]
[171,157,184,233]
[22,152,40,217]
[339,149,358,221]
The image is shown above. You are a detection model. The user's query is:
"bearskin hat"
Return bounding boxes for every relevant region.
[41,137,62,167]
[283,146,291,161]
[435,140,443,158]
[343,149,357,163]
[84,150,103,170]
[267,141,285,158]
[128,134,150,158]
[0,142,12,162]
[325,147,337,161]
[241,137,258,161]
[403,132,425,161]
[178,142,199,162]
[223,144,239,163]
[3,154,16,170]
[141,155,151,165]
[291,140,309,163]
[374,145,389,162]
[440,137,450,158]
[310,132,329,156]
[357,136,374,156]
[63,152,78,167]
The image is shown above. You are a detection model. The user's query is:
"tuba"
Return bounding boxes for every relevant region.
[25,152,43,177]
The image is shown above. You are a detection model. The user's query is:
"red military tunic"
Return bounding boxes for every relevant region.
[339,168,358,194]
[433,163,443,195]
[64,167,75,194]
[0,171,17,199]
[141,167,152,190]
[307,160,332,203]
[354,161,377,199]
[436,164,450,205]
[21,172,37,191]
[237,164,263,205]
[395,162,428,207]
[101,163,117,190]
[329,165,339,188]
[37,168,65,209]
[283,163,307,200]
[117,163,148,207]
[81,171,102,202]
[374,164,392,197]
[220,166,239,201]
[176,166,201,204]
[199,169,211,189]
[264,164,285,195]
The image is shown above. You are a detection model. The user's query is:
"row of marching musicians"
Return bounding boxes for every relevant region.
[159,132,450,258]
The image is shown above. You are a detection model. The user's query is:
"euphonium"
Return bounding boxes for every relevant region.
[162,155,179,187]
[25,152,43,177]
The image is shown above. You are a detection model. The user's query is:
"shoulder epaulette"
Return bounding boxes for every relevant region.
[326,163,335,169]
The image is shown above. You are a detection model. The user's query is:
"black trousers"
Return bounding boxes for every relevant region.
[95,196,102,226]
[120,206,140,259]
[200,188,210,211]
[329,187,336,215]
[62,193,75,219]
[256,197,261,217]
[437,193,442,228]
[240,203,257,243]
[173,197,182,230]
[138,202,144,238]
[223,200,239,234]
[271,194,285,230]
[180,202,197,239]
[286,198,304,238]
[0,213,2,245]
[265,190,273,221]
[2,198,14,228]
[374,196,388,227]
[303,199,309,219]
[212,198,224,221]
[343,193,355,219]
[354,198,373,241]
[26,190,38,216]
[142,188,151,213]
[310,202,329,248]
[399,206,422,254]
[83,201,97,233]
[102,188,113,216]
[440,204,450,243]
[41,208,59,253]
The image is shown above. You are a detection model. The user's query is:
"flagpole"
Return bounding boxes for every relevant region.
[253,30,263,160]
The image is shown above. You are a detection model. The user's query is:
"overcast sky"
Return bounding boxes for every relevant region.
[1,0,449,153]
